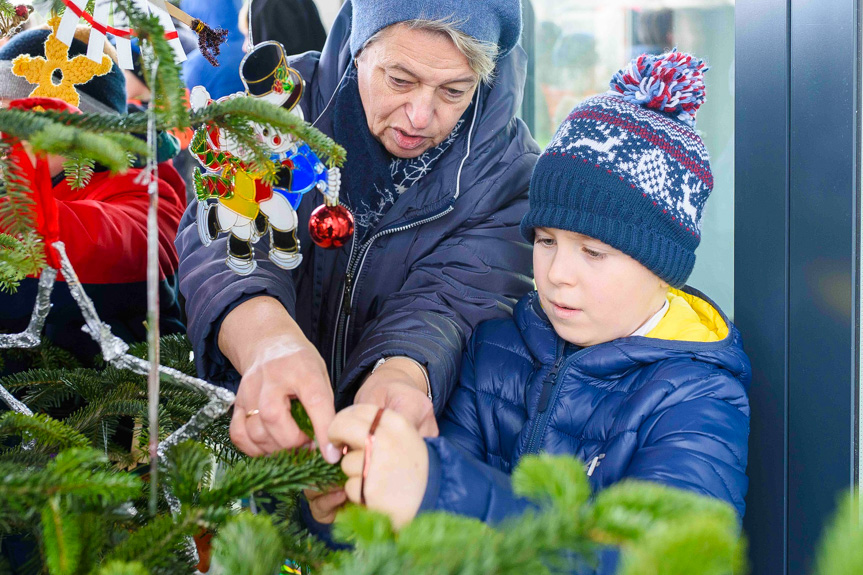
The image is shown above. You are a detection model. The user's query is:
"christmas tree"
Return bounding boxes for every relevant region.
[0,1,748,573]
[0,339,747,575]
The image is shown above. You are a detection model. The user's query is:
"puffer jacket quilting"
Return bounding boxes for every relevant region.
[424,288,751,524]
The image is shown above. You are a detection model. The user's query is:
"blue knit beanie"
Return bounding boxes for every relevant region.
[349,0,522,59]
[521,50,712,288]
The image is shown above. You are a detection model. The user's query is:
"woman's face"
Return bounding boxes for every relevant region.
[533,228,669,347]
[356,24,479,159]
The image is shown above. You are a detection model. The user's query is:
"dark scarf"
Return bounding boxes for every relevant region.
[332,70,466,241]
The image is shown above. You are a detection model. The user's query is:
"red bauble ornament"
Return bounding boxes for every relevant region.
[309,204,354,249]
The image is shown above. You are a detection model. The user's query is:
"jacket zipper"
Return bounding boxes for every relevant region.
[330,211,357,380]
[329,85,480,387]
[330,205,455,386]
[524,345,589,455]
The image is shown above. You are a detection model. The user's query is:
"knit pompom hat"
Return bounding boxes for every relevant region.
[349,0,522,59]
[0,28,126,115]
[521,50,712,288]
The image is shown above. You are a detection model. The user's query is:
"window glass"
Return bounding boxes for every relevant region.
[524,0,735,316]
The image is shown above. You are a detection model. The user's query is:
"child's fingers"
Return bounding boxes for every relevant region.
[344,476,362,504]
[340,449,364,477]
[327,404,383,451]
[308,489,347,524]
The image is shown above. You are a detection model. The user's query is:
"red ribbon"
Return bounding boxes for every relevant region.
[4,98,80,269]
[5,144,61,269]
[61,0,180,41]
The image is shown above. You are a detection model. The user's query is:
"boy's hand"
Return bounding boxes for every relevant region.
[328,404,429,528]
[304,488,348,524]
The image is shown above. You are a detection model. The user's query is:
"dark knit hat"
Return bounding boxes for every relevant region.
[0,28,126,115]
[349,0,522,59]
[521,50,712,288]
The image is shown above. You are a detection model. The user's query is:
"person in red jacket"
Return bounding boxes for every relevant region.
[0,26,187,365]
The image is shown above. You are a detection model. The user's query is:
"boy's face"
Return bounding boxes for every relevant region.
[533,228,669,347]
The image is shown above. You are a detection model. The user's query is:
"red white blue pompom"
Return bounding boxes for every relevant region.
[609,49,707,127]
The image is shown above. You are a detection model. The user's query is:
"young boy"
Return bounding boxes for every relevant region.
[318,50,750,535]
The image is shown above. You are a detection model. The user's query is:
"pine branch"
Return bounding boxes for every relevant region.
[113,0,187,129]
[200,448,346,507]
[0,111,145,171]
[616,514,746,575]
[191,97,347,167]
[813,492,863,575]
[209,513,285,575]
[269,502,337,571]
[588,479,737,544]
[0,140,37,235]
[96,561,151,575]
[0,231,45,293]
[41,495,83,575]
[328,456,746,575]
[62,157,96,190]
[36,110,151,134]
[0,445,54,468]
[0,412,90,451]
[127,334,196,376]
[332,505,395,548]
[0,0,14,18]
[161,440,214,507]
[512,453,592,510]
[4,367,101,411]
[63,382,146,442]
[0,448,140,514]
[103,508,220,572]
[27,124,142,172]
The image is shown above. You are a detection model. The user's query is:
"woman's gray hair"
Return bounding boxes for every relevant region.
[363,17,500,84]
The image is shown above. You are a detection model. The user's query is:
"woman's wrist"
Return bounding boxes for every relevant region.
[368,356,431,399]
[218,296,306,374]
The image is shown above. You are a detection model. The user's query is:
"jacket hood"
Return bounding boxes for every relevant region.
[514,288,751,389]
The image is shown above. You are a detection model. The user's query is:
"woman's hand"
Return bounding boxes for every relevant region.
[221,297,340,462]
[328,404,429,528]
[354,358,439,437]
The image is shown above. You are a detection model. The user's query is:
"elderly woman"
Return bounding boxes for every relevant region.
[175,0,539,461]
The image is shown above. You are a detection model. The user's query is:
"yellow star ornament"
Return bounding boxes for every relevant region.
[11,16,113,108]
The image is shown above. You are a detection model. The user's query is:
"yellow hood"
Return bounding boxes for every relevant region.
[645,288,729,343]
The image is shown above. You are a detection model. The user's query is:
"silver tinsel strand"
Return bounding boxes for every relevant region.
[0,249,236,512]
[0,266,56,351]
[51,241,236,516]
[0,267,57,415]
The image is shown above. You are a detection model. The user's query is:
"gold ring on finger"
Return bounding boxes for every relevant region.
[246,408,261,419]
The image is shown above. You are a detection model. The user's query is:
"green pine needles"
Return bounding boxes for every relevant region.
[0,335,755,575]
[0,335,344,574]
[323,455,745,575]
[0,231,45,293]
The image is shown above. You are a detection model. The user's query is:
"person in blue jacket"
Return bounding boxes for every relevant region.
[175,0,538,463]
[181,0,246,99]
[324,51,751,547]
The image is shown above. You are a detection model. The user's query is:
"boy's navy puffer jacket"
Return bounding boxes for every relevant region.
[421,287,751,523]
